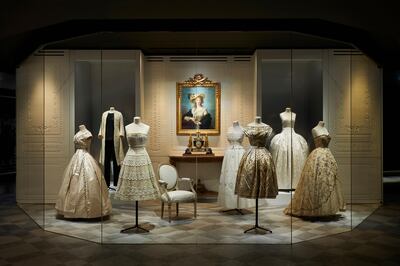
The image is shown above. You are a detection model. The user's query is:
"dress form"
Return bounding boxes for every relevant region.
[280,108,296,128]
[219,120,254,212]
[118,116,155,233]
[312,121,329,138]
[238,116,276,234]
[125,117,150,135]
[79,124,86,131]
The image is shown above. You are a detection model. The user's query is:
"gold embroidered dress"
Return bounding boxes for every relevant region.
[55,129,112,218]
[284,135,346,216]
[235,125,279,199]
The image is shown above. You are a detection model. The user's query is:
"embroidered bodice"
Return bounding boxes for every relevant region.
[314,135,331,148]
[74,130,92,150]
[245,125,273,147]
[127,133,148,149]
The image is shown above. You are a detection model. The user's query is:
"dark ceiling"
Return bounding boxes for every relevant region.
[0,1,399,73]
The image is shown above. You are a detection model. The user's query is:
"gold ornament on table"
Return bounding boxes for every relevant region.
[184,124,213,155]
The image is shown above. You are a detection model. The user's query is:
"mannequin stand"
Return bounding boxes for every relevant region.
[222,208,244,215]
[222,196,245,215]
[121,201,149,233]
[244,198,272,234]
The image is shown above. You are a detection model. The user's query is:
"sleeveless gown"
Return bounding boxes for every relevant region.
[218,131,255,209]
[270,117,308,189]
[55,129,112,218]
[115,133,159,201]
[284,135,346,216]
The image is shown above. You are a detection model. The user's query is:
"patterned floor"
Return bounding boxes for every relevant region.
[18,194,378,244]
[1,191,399,265]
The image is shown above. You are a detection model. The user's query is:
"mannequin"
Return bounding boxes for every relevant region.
[115,116,159,233]
[125,116,150,135]
[98,107,125,188]
[312,121,329,138]
[235,116,278,233]
[285,121,345,217]
[218,121,254,212]
[55,124,112,218]
[270,107,308,189]
[79,124,87,131]
[279,107,295,127]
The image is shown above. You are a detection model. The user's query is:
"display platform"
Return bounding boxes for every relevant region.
[19,194,378,244]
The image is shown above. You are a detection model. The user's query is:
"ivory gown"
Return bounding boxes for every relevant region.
[55,129,112,218]
[218,129,255,209]
[270,116,308,189]
[284,135,346,217]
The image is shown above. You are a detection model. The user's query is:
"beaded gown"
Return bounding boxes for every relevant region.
[284,135,346,216]
[115,133,159,201]
[55,129,112,218]
[235,125,279,199]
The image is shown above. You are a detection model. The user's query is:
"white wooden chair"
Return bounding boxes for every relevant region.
[157,163,197,223]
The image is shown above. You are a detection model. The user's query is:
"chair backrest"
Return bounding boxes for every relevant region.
[158,164,178,190]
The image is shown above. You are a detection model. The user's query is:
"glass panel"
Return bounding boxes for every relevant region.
[16,52,45,229]
[260,50,293,244]
[349,50,382,229]
[99,50,137,244]
[42,48,103,242]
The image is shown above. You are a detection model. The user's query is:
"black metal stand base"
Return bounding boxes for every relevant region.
[121,201,149,233]
[120,224,149,233]
[244,225,272,234]
[222,208,244,215]
[244,198,272,234]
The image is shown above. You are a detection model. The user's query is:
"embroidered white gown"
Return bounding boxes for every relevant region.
[270,116,308,189]
[55,129,112,218]
[218,129,255,209]
[284,135,346,217]
[115,133,159,201]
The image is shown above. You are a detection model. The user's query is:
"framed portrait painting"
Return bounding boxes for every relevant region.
[176,74,221,135]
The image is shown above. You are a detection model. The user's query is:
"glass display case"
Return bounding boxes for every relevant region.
[16,44,382,244]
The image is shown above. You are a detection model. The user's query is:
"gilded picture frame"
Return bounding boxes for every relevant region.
[176,74,221,135]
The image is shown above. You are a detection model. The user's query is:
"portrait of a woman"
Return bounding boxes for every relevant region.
[182,93,212,129]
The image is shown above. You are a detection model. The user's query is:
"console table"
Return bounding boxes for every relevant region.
[168,150,224,166]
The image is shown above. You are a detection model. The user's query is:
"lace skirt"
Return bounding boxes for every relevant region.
[115,147,160,201]
[284,147,346,217]
[235,147,279,199]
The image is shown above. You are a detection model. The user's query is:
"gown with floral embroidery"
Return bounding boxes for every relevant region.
[284,135,346,217]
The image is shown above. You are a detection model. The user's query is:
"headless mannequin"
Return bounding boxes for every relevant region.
[221,121,246,214]
[228,120,244,138]
[312,121,329,138]
[125,117,150,135]
[280,108,296,128]
[78,125,91,149]
[247,116,267,128]
[101,106,120,189]
[121,116,151,233]
[79,124,87,132]
[244,116,273,234]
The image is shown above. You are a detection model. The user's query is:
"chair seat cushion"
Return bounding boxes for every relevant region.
[161,190,195,202]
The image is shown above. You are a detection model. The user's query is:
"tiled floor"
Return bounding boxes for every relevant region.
[1,189,400,265]
[19,198,378,245]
